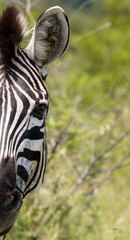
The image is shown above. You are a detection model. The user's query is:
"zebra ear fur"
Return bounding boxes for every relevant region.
[26,6,70,67]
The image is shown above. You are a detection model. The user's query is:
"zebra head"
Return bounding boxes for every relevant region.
[0,6,69,238]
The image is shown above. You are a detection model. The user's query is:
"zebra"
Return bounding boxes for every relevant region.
[0,5,70,239]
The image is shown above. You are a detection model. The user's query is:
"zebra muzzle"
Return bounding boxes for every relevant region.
[0,188,22,236]
[0,158,23,236]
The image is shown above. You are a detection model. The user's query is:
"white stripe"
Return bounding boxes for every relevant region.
[9,74,35,102]
[12,56,46,96]
[28,116,45,130]
[0,82,12,158]
[11,67,40,99]
[17,157,36,177]
[0,87,6,159]
[16,176,25,193]
[3,81,12,158]
[18,138,44,152]
[7,87,24,158]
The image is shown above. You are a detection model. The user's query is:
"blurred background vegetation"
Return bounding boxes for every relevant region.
[0,0,130,239]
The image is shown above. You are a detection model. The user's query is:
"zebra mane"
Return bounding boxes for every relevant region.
[0,6,26,70]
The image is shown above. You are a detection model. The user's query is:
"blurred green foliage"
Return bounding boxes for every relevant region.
[0,0,130,239]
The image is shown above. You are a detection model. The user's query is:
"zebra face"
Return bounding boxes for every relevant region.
[0,5,69,238]
[0,48,49,237]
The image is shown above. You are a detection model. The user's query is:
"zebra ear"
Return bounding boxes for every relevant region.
[26,6,70,67]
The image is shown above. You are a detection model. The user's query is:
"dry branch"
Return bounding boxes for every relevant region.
[70,129,130,194]
[70,0,96,20]
[70,22,111,46]
[40,130,130,228]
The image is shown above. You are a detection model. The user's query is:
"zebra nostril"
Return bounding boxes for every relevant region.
[9,190,22,213]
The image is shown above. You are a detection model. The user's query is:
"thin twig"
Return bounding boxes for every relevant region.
[26,0,31,14]
[38,149,130,228]
[26,0,35,23]
[88,156,130,176]
[70,0,96,21]
[61,153,81,177]
[70,22,111,47]
[85,160,130,200]
[70,129,130,194]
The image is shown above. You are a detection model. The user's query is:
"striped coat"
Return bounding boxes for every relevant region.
[0,5,69,239]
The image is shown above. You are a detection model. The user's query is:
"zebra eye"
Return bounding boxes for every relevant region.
[32,104,47,118]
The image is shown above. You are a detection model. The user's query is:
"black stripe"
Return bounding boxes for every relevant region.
[24,142,47,197]
[18,48,48,98]
[23,160,39,197]
[11,63,37,91]
[10,68,37,99]
[12,54,42,92]
[17,148,41,161]
[17,165,29,183]
[26,126,44,140]
[18,48,40,79]
[7,74,30,152]
[2,79,17,150]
